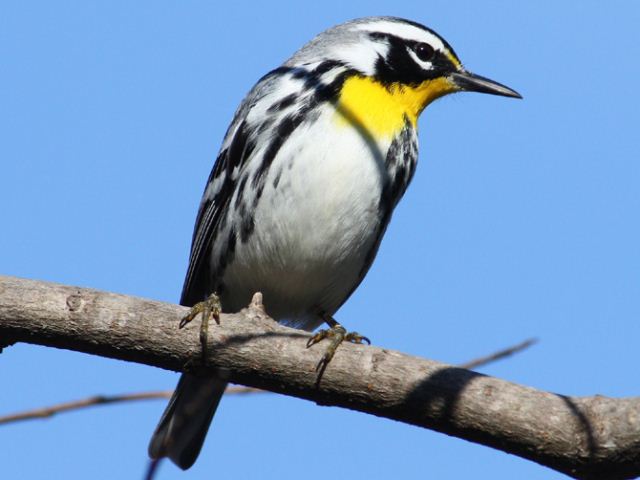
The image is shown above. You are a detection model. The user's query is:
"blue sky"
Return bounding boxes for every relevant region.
[2,1,640,479]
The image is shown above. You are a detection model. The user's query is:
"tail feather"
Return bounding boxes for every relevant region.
[149,372,227,470]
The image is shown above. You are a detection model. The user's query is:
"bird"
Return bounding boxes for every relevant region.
[148,16,521,470]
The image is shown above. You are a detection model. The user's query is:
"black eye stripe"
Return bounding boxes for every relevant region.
[369,32,457,86]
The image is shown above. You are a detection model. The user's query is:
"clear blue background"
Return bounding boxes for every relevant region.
[2,1,639,479]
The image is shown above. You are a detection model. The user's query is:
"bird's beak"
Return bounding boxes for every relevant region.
[449,70,522,99]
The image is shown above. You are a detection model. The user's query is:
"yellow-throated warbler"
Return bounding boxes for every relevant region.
[149,16,521,470]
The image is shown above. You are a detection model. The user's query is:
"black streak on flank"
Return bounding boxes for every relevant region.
[337,119,417,311]
[272,168,282,189]
[227,228,237,257]
[252,113,303,190]
[355,118,418,289]
[389,163,407,205]
[234,174,249,208]
[216,227,237,274]
[213,128,245,207]
[404,136,418,188]
[210,121,257,234]
[240,211,255,243]
[236,193,255,244]
[385,117,417,207]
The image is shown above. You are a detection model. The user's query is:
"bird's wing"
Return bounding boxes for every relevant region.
[179,69,294,307]
[180,119,253,306]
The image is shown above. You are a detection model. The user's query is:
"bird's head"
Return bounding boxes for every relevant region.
[288,17,521,123]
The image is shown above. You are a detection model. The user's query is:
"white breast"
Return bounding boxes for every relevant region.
[221,105,392,328]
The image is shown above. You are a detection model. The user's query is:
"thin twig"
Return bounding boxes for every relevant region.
[0,340,534,426]
[459,338,538,370]
[0,386,262,425]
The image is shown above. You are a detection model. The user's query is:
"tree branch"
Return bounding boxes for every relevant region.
[0,275,638,480]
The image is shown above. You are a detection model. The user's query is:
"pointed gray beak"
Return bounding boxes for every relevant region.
[449,71,522,99]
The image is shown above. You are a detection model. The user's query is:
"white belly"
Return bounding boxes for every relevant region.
[221,108,392,328]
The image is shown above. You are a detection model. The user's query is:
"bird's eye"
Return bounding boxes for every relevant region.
[414,43,435,62]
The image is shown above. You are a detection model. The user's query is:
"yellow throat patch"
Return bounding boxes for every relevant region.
[335,75,456,138]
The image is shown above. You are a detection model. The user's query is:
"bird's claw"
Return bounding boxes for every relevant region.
[178,293,222,367]
[179,293,222,329]
[345,331,370,345]
[307,323,371,375]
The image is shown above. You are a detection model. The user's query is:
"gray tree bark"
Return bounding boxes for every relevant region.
[1,275,638,479]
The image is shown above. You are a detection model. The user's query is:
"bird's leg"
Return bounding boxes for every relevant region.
[306,314,370,374]
[179,293,222,366]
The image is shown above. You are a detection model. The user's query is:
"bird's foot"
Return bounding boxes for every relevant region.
[306,317,370,376]
[179,293,222,367]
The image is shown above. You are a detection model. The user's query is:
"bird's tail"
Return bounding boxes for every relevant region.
[148,372,227,470]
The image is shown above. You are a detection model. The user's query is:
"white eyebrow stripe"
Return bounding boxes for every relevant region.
[357,21,447,53]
